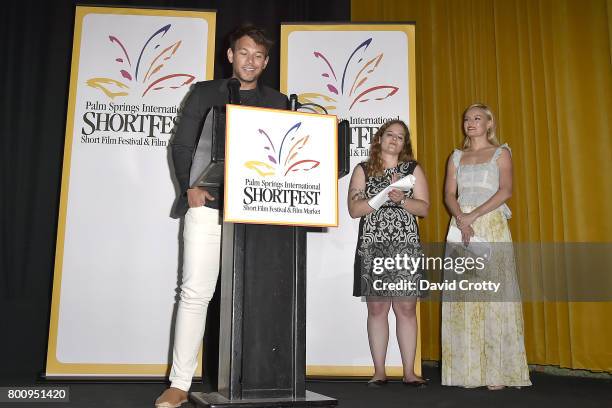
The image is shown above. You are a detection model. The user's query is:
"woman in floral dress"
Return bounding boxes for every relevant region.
[442,103,531,389]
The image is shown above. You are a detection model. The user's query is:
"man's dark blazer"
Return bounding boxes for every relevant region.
[170,78,288,217]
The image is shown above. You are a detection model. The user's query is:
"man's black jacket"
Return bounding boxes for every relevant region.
[170,78,288,217]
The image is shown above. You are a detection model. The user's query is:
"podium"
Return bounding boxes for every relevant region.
[190,105,349,407]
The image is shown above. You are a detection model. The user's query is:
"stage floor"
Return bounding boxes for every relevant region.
[1,366,610,407]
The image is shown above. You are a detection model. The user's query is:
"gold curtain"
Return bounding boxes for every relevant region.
[352,0,612,371]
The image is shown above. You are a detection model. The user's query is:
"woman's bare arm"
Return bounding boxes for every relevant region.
[347,165,375,218]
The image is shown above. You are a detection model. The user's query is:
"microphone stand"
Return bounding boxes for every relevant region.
[289,93,327,114]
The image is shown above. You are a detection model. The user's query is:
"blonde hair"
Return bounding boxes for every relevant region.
[462,103,500,149]
[366,119,413,177]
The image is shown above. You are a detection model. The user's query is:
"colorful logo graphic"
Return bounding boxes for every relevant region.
[86,24,195,99]
[244,122,320,177]
[299,38,399,113]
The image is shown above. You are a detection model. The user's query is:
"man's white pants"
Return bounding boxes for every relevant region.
[169,206,221,391]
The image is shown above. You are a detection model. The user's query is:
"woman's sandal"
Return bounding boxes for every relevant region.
[402,377,429,388]
[487,385,506,391]
[367,379,388,388]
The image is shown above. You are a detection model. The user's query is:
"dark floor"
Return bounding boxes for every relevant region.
[1,366,611,408]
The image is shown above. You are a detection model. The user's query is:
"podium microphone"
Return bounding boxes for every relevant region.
[227,78,241,105]
[289,93,328,114]
[289,94,299,111]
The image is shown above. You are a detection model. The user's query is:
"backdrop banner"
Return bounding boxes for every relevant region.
[281,23,419,377]
[46,6,216,377]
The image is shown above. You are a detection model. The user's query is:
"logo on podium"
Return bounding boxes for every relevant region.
[224,105,338,227]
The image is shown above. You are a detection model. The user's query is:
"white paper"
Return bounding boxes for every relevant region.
[367,174,416,210]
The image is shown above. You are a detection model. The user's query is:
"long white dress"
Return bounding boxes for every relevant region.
[441,144,531,387]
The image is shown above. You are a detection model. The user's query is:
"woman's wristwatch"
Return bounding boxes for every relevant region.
[400,197,406,206]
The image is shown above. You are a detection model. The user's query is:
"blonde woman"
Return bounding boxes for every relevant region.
[441,103,531,389]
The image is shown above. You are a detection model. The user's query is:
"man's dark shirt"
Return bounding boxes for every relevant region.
[170,78,288,217]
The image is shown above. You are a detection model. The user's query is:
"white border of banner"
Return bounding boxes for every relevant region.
[281,23,420,378]
[46,5,216,377]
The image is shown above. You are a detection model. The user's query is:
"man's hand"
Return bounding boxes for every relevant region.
[187,187,215,208]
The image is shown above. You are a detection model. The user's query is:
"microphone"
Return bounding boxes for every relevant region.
[227,78,241,105]
[289,94,300,111]
[289,93,328,114]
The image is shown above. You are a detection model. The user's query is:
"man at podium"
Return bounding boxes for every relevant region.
[156,24,288,408]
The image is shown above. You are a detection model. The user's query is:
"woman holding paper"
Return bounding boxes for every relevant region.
[441,103,531,389]
[348,119,429,387]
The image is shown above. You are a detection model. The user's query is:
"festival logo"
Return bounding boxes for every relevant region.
[86,24,195,99]
[298,38,399,114]
[244,122,320,177]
